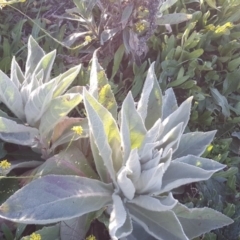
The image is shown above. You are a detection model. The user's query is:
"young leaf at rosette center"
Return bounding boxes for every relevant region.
[25,36,45,79]
[159,96,193,138]
[172,203,233,239]
[83,89,122,182]
[0,117,38,146]
[128,193,177,212]
[0,175,113,224]
[24,77,59,126]
[53,64,81,98]
[32,50,56,84]
[126,203,188,240]
[137,62,162,130]
[0,70,25,121]
[39,93,82,138]
[173,130,217,159]
[121,92,147,163]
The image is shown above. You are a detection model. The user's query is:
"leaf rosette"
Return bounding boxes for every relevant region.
[0,54,233,239]
[0,36,86,158]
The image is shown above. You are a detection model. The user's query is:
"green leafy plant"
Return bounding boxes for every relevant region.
[58,0,192,65]
[0,53,233,239]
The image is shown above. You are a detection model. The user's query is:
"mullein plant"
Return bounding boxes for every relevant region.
[0,52,233,239]
[0,36,97,186]
[0,36,88,161]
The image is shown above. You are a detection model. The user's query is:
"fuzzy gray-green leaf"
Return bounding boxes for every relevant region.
[173,130,217,159]
[127,204,188,240]
[0,175,113,224]
[0,70,25,120]
[172,203,234,239]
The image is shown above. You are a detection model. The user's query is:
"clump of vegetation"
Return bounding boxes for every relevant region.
[0,0,240,239]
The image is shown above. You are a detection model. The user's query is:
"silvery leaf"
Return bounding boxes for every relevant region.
[0,175,113,224]
[89,50,108,98]
[0,70,25,120]
[89,50,117,119]
[135,163,165,195]
[0,117,38,146]
[121,92,147,162]
[83,89,122,183]
[137,62,162,130]
[32,50,56,84]
[125,149,141,184]
[160,97,193,138]
[115,209,133,239]
[127,204,188,240]
[90,131,111,183]
[109,194,128,239]
[24,77,59,126]
[117,166,135,200]
[11,56,24,87]
[172,203,233,239]
[39,93,82,137]
[173,130,217,159]
[160,156,225,193]
[139,142,160,164]
[162,88,178,120]
[60,216,87,240]
[158,122,183,155]
[141,150,161,171]
[128,193,177,212]
[53,64,82,98]
[25,36,45,79]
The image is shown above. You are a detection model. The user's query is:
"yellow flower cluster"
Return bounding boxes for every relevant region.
[85,234,96,240]
[0,159,11,169]
[135,21,146,33]
[85,35,92,43]
[71,126,83,135]
[29,233,41,240]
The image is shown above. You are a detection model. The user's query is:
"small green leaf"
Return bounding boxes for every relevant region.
[156,13,192,25]
[21,224,60,240]
[227,57,240,72]
[110,44,125,81]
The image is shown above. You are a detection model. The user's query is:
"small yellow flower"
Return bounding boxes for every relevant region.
[0,159,11,169]
[85,234,96,240]
[71,126,83,135]
[85,35,92,43]
[135,21,146,33]
[138,6,149,14]
[29,233,41,240]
